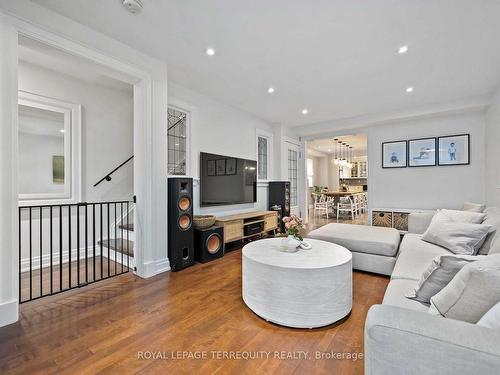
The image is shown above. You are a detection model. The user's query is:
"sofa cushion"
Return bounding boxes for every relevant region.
[408,211,435,234]
[406,254,482,304]
[422,211,491,255]
[478,207,500,255]
[463,202,486,213]
[429,254,500,323]
[382,279,430,313]
[440,209,486,224]
[307,223,400,257]
[392,234,450,281]
[477,301,500,329]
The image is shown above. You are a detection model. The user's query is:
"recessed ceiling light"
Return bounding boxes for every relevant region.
[267,87,275,94]
[206,47,215,56]
[301,109,309,115]
[398,45,409,54]
[406,87,414,93]
[59,129,65,133]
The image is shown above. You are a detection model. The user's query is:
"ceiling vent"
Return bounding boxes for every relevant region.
[122,0,143,14]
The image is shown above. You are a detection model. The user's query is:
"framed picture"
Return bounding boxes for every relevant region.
[216,159,226,175]
[382,141,407,168]
[408,137,436,167]
[225,158,237,175]
[52,155,65,184]
[438,134,470,166]
[207,160,216,176]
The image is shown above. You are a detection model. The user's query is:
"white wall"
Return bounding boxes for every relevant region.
[18,61,134,203]
[366,110,486,210]
[168,83,279,216]
[486,86,500,207]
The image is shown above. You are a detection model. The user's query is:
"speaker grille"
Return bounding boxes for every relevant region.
[206,233,222,254]
[178,196,191,211]
[178,214,192,230]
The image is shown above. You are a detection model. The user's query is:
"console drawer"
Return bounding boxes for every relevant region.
[224,220,243,242]
[264,214,278,231]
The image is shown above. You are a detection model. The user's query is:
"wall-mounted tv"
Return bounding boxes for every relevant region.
[200,152,257,207]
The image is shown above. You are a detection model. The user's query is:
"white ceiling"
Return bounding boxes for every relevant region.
[31,0,500,127]
[307,134,367,157]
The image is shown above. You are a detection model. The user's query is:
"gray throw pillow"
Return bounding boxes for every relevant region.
[406,254,482,304]
[463,202,486,213]
[422,211,492,255]
[440,209,486,224]
[477,301,500,329]
[477,208,500,255]
[429,254,500,323]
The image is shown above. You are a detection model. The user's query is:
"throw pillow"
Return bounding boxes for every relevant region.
[463,202,486,213]
[428,254,500,323]
[406,254,482,304]
[477,208,500,255]
[422,211,492,255]
[440,209,486,224]
[477,301,500,329]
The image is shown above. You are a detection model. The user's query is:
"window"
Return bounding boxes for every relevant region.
[288,149,298,206]
[307,158,314,188]
[167,106,188,175]
[256,130,273,181]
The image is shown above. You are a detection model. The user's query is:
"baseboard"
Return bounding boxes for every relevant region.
[0,299,18,327]
[140,257,171,278]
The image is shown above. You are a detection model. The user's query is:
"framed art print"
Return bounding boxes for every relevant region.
[225,158,237,175]
[438,134,470,166]
[408,137,436,167]
[216,159,226,175]
[207,160,216,176]
[382,141,407,168]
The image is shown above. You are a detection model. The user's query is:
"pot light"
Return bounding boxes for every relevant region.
[205,47,215,56]
[267,87,275,94]
[406,87,414,93]
[398,45,409,54]
[301,109,309,115]
[59,129,65,133]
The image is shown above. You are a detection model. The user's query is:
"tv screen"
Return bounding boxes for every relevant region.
[200,152,257,207]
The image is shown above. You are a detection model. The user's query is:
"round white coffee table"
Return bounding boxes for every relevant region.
[242,238,352,328]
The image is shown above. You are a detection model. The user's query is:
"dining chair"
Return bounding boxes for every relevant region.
[337,196,356,221]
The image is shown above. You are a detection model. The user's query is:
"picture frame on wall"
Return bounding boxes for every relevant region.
[216,159,226,175]
[382,141,407,168]
[408,137,436,167]
[207,160,216,176]
[225,158,237,175]
[438,134,470,166]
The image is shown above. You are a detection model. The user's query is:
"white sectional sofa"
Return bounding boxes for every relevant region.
[365,207,500,375]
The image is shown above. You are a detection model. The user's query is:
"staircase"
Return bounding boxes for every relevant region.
[98,214,135,268]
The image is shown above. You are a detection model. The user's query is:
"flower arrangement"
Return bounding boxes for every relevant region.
[282,215,304,241]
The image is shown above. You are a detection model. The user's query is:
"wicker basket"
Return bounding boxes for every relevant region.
[193,215,216,229]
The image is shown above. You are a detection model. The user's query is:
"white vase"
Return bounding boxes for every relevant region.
[281,235,301,252]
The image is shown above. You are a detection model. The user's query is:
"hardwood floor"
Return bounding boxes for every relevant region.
[1,246,388,375]
[307,210,369,232]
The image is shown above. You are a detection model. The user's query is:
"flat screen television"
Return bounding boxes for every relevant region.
[200,152,257,207]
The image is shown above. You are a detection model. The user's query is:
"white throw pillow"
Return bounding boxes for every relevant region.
[422,211,492,255]
[406,254,482,304]
[429,254,500,323]
[440,209,486,224]
[477,301,500,329]
[463,202,486,213]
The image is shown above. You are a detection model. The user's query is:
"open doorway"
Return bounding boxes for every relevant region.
[17,36,136,302]
[305,134,368,230]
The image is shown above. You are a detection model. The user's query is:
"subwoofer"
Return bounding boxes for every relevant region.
[168,177,194,271]
[194,226,224,263]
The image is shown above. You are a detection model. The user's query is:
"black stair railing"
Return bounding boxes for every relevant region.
[19,200,133,303]
[94,155,134,187]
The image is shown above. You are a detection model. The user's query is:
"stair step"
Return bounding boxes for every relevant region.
[119,223,134,231]
[99,239,134,257]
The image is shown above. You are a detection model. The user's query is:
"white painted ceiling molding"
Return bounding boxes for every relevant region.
[295,94,492,139]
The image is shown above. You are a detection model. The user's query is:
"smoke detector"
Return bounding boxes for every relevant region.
[122,0,143,14]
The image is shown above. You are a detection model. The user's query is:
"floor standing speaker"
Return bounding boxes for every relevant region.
[168,177,194,271]
[268,181,291,232]
[194,226,224,263]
